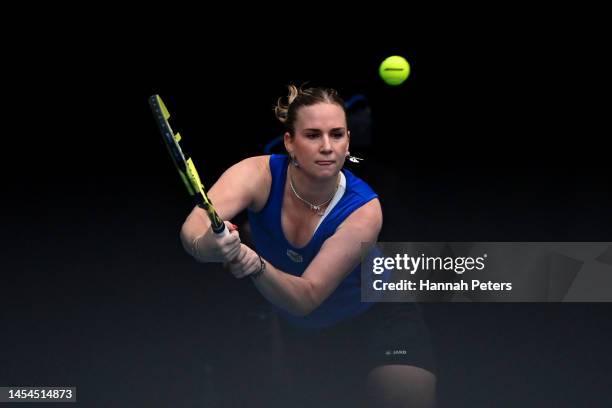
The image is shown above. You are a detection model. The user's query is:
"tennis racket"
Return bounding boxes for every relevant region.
[148,94,229,237]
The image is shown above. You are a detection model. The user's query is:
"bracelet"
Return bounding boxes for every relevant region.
[251,254,266,279]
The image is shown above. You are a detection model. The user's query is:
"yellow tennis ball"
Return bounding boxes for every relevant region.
[379,56,411,86]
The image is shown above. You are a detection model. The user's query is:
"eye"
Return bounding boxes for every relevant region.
[305,133,319,139]
[332,132,345,138]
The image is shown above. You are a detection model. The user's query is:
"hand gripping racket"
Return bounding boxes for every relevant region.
[148,95,229,237]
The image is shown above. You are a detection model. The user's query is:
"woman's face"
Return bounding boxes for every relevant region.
[285,102,349,178]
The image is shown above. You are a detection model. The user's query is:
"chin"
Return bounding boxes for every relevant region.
[314,166,339,178]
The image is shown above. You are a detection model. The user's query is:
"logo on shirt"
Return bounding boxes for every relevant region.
[286,249,303,263]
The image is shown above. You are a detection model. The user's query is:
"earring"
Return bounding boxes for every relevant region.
[291,154,300,167]
[346,152,363,163]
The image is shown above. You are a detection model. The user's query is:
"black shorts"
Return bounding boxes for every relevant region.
[275,302,436,406]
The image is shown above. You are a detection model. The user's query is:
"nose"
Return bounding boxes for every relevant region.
[320,134,332,153]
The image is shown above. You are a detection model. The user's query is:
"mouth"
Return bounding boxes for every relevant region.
[315,161,335,166]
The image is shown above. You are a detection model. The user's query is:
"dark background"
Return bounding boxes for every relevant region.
[2,27,611,407]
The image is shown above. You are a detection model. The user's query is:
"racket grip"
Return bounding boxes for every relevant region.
[213,221,238,237]
[212,223,229,237]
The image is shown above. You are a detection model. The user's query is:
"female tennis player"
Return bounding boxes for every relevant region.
[180,85,436,407]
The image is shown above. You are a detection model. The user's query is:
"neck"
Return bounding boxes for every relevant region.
[288,165,339,206]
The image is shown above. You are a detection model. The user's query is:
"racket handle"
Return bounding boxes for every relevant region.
[212,221,237,237]
[198,202,229,237]
[213,225,230,237]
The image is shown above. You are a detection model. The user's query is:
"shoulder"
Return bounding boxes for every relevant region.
[342,168,377,200]
[235,153,271,179]
[229,155,272,212]
[222,155,271,185]
[337,169,380,222]
[336,198,382,239]
[350,197,382,226]
[233,155,270,172]
[204,155,272,216]
[342,165,373,187]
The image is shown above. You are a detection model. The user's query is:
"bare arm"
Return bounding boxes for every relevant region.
[231,198,383,316]
[180,155,270,262]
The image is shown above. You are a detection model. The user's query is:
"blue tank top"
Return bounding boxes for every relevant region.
[247,154,379,329]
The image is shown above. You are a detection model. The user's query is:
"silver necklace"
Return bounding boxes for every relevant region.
[289,171,338,216]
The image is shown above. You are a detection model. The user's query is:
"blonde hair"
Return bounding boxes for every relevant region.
[274,84,346,135]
